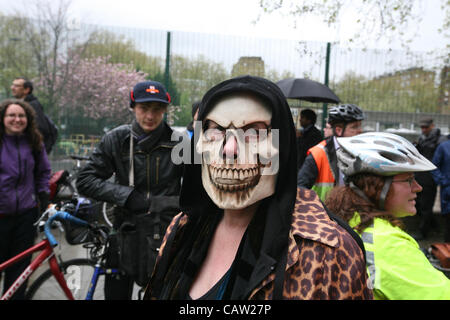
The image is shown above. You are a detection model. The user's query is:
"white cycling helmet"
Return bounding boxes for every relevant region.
[337,132,436,177]
[336,132,436,210]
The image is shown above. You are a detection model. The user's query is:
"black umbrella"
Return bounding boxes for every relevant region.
[276,78,340,104]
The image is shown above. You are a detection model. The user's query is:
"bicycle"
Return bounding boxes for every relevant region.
[423,246,450,279]
[0,204,120,300]
[50,154,116,228]
[50,155,90,202]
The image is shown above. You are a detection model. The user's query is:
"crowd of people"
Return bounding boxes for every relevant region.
[0,75,449,300]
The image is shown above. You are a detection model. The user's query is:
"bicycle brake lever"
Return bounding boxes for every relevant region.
[33,204,57,227]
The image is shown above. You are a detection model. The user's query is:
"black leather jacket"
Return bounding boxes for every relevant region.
[24,94,52,153]
[76,122,183,228]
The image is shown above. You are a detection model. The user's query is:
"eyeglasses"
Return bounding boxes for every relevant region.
[392,177,417,187]
[5,114,27,119]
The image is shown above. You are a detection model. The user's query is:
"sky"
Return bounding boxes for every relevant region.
[0,0,447,51]
[0,0,447,82]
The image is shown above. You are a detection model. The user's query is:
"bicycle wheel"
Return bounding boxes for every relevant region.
[26,258,106,300]
[102,202,116,228]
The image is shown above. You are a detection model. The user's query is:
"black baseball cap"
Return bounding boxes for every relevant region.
[419,117,433,127]
[130,81,171,106]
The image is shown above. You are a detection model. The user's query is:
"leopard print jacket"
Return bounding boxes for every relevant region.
[146,188,373,300]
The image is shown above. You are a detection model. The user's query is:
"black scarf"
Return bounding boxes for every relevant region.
[131,119,165,151]
[150,76,298,300]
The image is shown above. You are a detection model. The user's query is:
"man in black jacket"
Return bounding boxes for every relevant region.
[11,77,56,154]
[76,80,183,299]
[413,117,447,240]
[296,108,323,171]
[297,104,365,202]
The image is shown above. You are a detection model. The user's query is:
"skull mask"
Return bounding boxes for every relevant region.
[196,93,279,209]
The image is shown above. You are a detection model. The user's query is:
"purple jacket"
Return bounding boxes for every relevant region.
[0,134,51,215]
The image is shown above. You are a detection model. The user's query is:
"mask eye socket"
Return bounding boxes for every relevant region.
[242,123,271,143]
[204,128,225,141]
[243,128,271,143]
[203,120,225,141]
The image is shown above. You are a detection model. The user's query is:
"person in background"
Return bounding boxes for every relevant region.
[186,101,200,139]
[10,77,56,154]
[431,135,450,242]
[0,99,51,299]
[297,104,365,201]
[76,80,183,299]
[413,117,447,240]
[323,121,333,138]
[296,108,323,171]
[325,132,450,300]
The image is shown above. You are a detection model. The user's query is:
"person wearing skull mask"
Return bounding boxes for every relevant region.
[144,76,371,300]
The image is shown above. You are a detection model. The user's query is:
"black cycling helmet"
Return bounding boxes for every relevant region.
[328,104,365,125]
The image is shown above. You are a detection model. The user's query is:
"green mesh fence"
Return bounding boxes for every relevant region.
[0,18,448,161]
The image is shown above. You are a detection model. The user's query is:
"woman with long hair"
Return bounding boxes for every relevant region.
[325,132,450,300]
[144,76,372,300]
[0,99,51,299]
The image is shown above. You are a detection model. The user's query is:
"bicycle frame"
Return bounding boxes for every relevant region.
[85,264,119,300]
[0,209,89,300]
[0,238,75,300]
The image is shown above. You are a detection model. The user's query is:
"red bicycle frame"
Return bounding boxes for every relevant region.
[0,238,74,300]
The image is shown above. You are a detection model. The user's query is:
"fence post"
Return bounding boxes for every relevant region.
[164,31,171,121]
[322,42,331,131]
[164,31,171,89]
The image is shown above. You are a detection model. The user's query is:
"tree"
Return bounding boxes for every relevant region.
[0,14,36,98]
[170,54,229,106]
[168,54,229,126]
[1,0,97,118]
[332,69,440,112]
[257,0,449,53]
[53,54,147,125]
[82,30,163,76]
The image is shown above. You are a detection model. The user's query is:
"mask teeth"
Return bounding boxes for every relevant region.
[210,166,259,180]
[208,165,261,192]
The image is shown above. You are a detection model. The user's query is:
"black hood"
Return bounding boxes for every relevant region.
[153,75,298,299]
[181,75,297,219]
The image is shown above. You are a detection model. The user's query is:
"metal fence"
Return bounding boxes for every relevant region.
[0,18,448,160]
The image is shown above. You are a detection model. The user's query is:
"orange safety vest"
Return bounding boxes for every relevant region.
[307,140,336,201]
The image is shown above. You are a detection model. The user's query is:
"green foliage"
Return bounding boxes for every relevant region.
[172,104,193,127]
[332,69,440,112]
[170,54,229,106]
[82,30,163,76]
[0,14,37,98]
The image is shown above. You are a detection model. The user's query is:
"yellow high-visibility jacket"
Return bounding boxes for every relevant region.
[349,212,450,300]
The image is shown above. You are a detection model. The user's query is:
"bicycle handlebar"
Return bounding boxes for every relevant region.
[44,211,90,247]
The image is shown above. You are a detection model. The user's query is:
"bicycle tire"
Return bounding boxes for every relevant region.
[25,258,106,300]
[102,202,116,228]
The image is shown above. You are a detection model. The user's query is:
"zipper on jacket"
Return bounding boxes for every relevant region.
[156,156,160,185]
[14,136,21,214]
[146,154,151,200]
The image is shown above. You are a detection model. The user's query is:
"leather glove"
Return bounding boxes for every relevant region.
[124,189,151,214]
[38,191,50,213]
